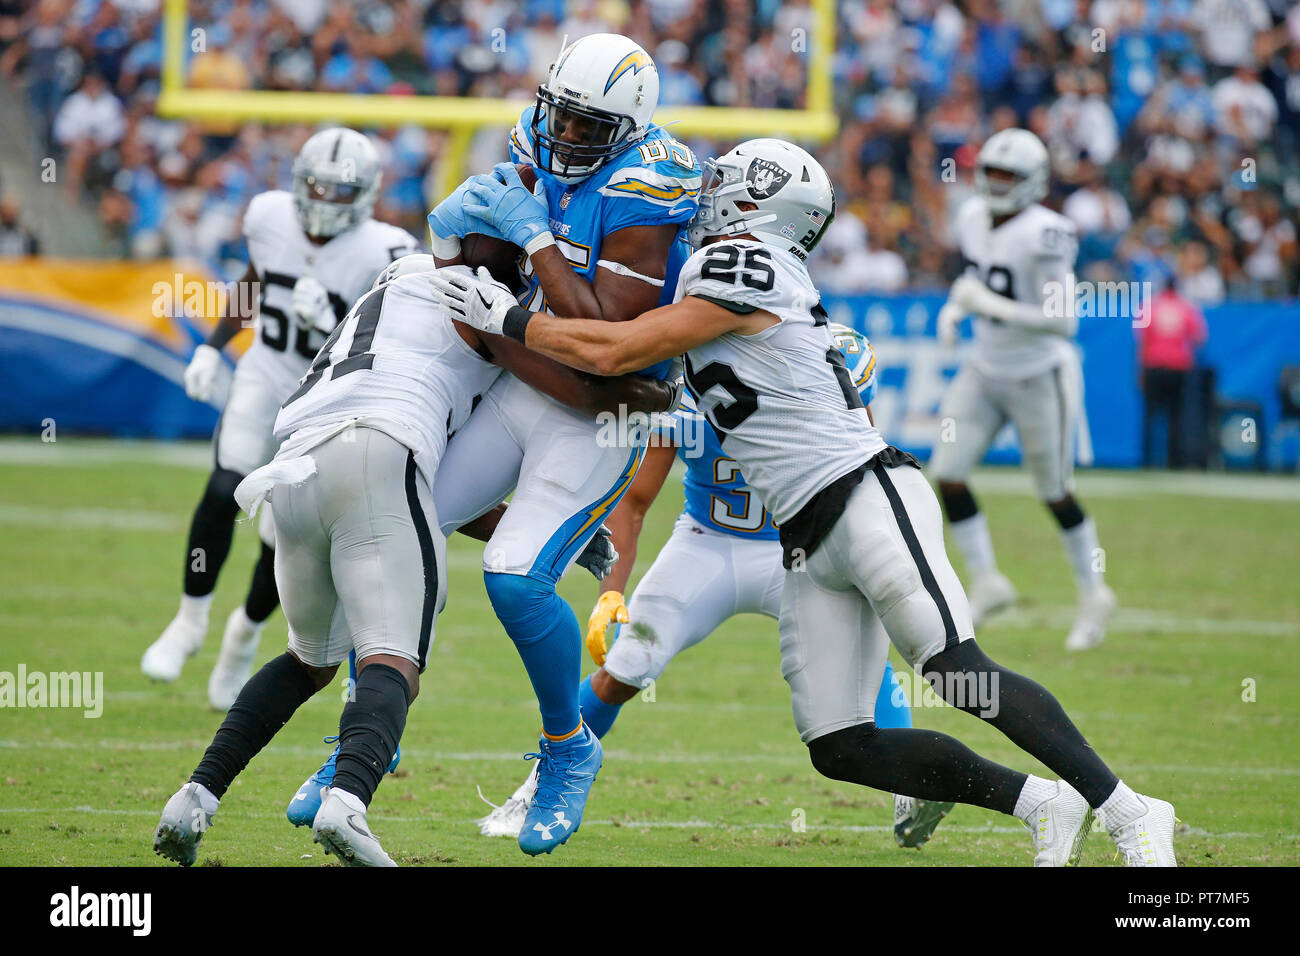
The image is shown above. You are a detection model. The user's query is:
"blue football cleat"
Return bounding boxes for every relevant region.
[287,737,401,828]
[518,725,602,856]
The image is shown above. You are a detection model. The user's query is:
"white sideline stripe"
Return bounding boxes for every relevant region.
[0,739,1296,778]
[966,469,1300,501]
[2,438,1298,500]
[0,440,213,468]
[984,605,1299,638]
[0,504,181,532]
[0,806,1290,841]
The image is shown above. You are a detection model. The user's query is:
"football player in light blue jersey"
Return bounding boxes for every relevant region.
[477,324,953,850]
[419,33,701,855]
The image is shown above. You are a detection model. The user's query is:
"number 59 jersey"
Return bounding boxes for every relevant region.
[953,195,1078,380]
[273,272,501,483]
[676,239,887,526]
[240,190,421,401]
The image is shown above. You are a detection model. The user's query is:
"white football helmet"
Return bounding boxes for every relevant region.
[531,33,659,183]
[975,128,1049,216]
[372,253,438,289]
[687,139,835,261]
[292,127,381,239]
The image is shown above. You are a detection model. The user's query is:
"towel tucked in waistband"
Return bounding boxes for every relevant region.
[234,454,317,519]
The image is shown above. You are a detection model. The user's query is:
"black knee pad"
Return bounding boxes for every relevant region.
[200,467,245,521]
[939,484,979,523]
[807,722,878,781]
[1048,498,1086,530]
[923,638,996,680]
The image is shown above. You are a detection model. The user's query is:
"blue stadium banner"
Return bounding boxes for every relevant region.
[822,292,1300,469]
[0,261,1295,468]
[0,260,251,439]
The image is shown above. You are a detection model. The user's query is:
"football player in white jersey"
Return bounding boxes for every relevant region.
[931,128,1116,650]
[141,128,420,708]
[477,325,952,850]
[431,139,1178,866]
[153,256,675,867]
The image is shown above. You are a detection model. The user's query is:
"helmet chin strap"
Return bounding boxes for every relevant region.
[724,211,779,237]
[713,177,779,236]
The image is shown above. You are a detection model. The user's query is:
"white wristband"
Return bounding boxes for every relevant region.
[431,234,461,259]
[523,230,556,256]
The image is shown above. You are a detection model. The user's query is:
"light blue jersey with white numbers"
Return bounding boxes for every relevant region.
[658,325,877,539]
[509,106,701,379]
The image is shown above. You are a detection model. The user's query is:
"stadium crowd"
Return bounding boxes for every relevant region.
[0,0,1296,301]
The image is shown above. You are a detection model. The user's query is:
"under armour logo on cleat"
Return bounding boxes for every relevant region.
[531,812,573,841]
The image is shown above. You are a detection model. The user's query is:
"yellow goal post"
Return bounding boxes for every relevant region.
[155,0,838,201]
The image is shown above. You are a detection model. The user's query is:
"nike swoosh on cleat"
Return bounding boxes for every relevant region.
[345,814,371,839]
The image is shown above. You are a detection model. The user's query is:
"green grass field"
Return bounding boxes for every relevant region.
[1,438,1297,866]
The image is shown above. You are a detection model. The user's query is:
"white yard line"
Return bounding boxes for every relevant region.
[0,738,1296,777]
[2,437,1298,500]
[0,805,1290,841]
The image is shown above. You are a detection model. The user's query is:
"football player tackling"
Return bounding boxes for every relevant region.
[153,255,674,866]
[431,139,1177,866]
[142,129,419,708]
[478,324,952,850]
[933,128,1116,650]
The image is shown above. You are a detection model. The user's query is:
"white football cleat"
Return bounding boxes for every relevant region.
[153,781,218,866]
[1065,584,1117,651]
[968,572,1017,628]
[1106,796,1177,866]
[1021,780,1093,867]
[893,794,954,849]
[141,614,207,682]
[206,607,265,711]
[476,763,539,838]
[313,788,397,867]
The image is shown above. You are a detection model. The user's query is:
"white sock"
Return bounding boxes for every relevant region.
[1013,774,1059,820]
[1099,780,1146,829]
[190,781,220,813]
[330,787,367,813]
[231,605,265,632]
[949,512,998,578]
[511,764,540,801]
[178,593,213,629]
[1060,517,1104,593]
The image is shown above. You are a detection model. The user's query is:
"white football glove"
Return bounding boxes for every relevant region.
[936,300,965,348]
[184,344,222,402]
[427,266,517,335]
[290,276,332,330]
[948,274,996,316]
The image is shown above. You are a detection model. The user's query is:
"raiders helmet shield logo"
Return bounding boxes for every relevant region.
[746,157,791,200]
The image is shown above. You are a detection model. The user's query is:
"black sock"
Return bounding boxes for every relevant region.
[332,663,412,806]
[183,468,244,597]
[808,722,1026,813]
[243,542,280,624]
[191,653,319,798]
[1049,499,1086,530]
[924,640,1119,806]
[939,484,980,523]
